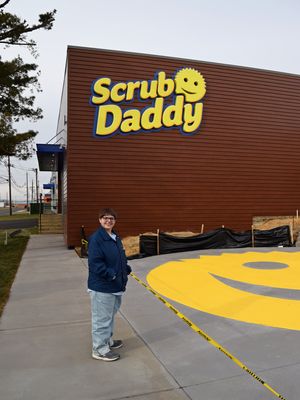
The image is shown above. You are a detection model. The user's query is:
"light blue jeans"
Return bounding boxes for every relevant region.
[89,290,122,355]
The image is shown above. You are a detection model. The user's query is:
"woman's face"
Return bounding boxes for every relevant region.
[99,215,116,233]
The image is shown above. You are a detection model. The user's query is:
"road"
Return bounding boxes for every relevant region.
[0,218,38,229]
[0,207,19,216]
[0,208,38,229]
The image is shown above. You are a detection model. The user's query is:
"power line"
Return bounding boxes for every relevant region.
[10,181,25,194]
[11,175,26,188]
[11,163,36,172]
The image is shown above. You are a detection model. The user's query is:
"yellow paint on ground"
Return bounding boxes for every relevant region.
[147,251,300,330]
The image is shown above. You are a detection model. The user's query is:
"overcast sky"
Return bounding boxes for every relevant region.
[1,0,300,201]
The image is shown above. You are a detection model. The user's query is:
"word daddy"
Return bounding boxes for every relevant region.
[90,68,206,137]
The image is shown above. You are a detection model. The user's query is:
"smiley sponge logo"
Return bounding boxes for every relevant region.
[90,68,206,137]
[147,251,300,330]
[175,68,206,102]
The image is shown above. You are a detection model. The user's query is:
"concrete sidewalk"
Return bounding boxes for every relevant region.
[0,235,188,400]
[1,235,300,400]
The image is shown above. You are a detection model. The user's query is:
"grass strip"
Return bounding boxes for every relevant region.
[0,234,30,317]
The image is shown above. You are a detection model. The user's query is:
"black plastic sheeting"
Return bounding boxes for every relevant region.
[139,225,292,257]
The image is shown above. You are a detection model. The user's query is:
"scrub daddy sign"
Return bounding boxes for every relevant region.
[90,68,206,137]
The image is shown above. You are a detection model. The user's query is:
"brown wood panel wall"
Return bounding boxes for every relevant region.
[64,46,300,247]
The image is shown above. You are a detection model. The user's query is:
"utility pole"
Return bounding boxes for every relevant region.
[26,172,29,210]
[7,155,12,216]
[31,179,34,202]
[34,168,38,203]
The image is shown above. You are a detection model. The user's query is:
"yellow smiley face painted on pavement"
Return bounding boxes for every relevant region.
[147,252,300,330]
[175,68,206,102]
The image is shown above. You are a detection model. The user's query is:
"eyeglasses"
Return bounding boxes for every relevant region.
[101,216,116,222]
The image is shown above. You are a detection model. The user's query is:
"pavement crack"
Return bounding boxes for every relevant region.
[0,319,90,332]
[107,388,189,400]
[119,309,193,400]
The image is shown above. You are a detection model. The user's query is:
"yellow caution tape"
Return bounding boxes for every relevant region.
[130,272,287,400]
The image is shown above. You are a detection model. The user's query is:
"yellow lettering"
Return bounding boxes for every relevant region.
[95,105,122,136]
[140,80,158,100]
[91,77,111,105]
[91,70,206,137]
[126,81,141,101]
[157,72,175,98]
[182,103,203,133]
[140,98,164,130]
[111,82,127,103]
[121,109,141,133]
[162,95,184,127]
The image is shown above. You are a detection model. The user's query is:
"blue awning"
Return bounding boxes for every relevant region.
[36,144,65,171]
[43,183,55,190]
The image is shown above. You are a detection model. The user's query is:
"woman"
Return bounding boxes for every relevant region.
[87,208,132,361]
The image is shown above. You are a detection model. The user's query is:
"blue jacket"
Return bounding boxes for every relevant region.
[87,227,131,293]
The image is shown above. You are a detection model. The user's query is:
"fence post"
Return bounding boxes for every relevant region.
[39,193,43,233]
[290,222,294,245]
[80,225,88,257]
